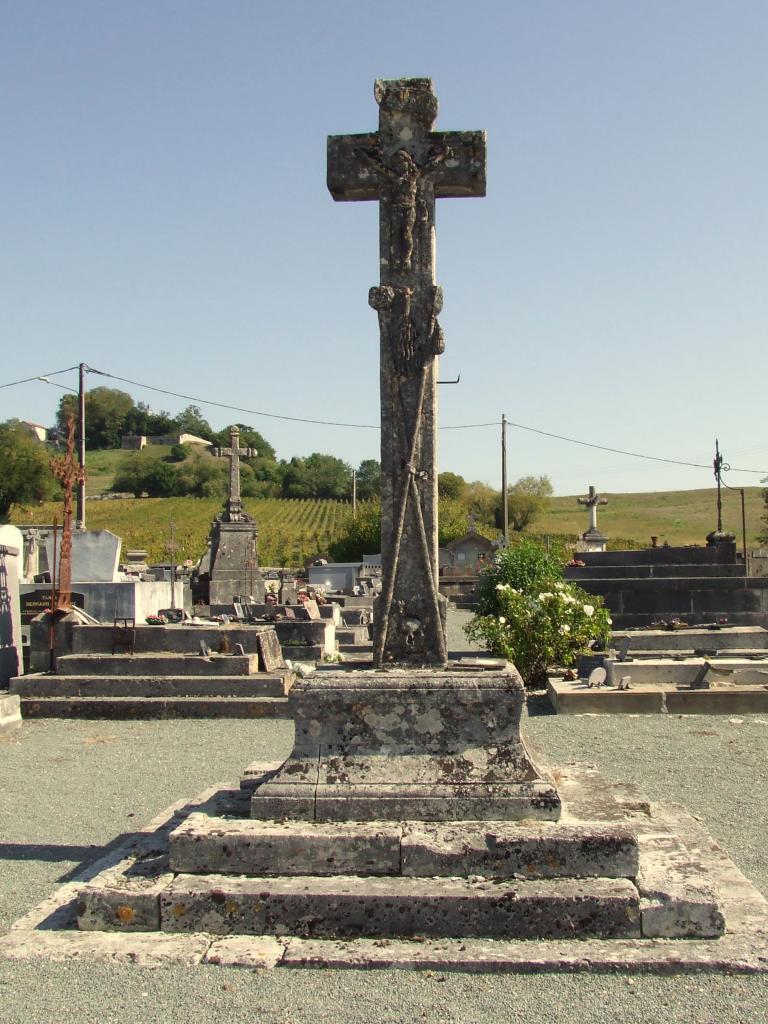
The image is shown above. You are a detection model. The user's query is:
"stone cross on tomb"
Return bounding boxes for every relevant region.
[577,484,608,534]
[213,425,256,523]
[328,78,486,666]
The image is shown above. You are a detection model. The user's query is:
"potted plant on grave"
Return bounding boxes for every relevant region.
[464,538,612,688]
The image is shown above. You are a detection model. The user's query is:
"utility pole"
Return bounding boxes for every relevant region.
[713,438,724,534]
[352,469,357,517]
[501,414,509,547]
[75,362,87,530]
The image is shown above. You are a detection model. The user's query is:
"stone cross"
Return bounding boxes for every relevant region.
[328,78,486,666]
[213,425,256,523]
[577,485,608,534]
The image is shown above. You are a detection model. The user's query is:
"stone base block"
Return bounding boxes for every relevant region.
[169,815,402,876]
[0,692,22,737]
[251,666,561,822]
[169,815,638,879]
[77,850,174,931]
[637,833,725,938]
[159,873,641,940]
[401,822,638,879]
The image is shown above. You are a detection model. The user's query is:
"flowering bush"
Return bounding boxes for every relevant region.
[464,539,611,687]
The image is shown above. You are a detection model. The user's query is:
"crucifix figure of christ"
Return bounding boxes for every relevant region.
[577,485,608,534]
[50,416,87,612]
[213,425,256,523]
[328,79,486,666]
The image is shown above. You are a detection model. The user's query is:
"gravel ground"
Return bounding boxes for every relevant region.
[1,613,767,1024]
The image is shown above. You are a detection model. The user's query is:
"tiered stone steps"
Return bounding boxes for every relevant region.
[12,652,294,719]
[75,763,725,943]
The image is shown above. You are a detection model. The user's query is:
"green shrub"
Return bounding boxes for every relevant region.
[465,538,611,688]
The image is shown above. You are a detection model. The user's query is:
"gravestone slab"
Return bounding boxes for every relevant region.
[40,530,121,583]
[256,630,286,672]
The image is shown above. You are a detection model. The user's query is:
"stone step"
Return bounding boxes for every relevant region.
[335,627,370,644]
[159,873,641,939]
[337,643,374,655]
[611,627,768,651]
[0,692,22,737]
[167,814,639,879]
[55,654,262,677]
[18,695,291,719]
[11,673,292,698]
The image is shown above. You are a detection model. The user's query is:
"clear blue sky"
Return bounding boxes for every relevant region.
[2,0,767,496]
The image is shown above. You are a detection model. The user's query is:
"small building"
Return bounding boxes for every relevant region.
[21,421,47,443]
[443,531,496,573]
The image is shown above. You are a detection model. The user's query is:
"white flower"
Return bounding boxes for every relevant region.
[496,583,506,591]
[538,592,552,601]
[554,582,565,590]
[583,604,594,617]
[607,617,613,625]
[498,616,506,624]
[559,623,571,634]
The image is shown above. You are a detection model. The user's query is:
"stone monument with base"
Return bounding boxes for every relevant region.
[577,484,609,552]
[253,78,557,822]
[208,425,264,610]
[16,79,750,972]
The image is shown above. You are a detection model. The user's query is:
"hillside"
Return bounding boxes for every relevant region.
[11,486,765,567]
[538,487,765,549]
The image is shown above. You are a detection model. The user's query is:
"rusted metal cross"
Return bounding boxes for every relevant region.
[50,416,87,611]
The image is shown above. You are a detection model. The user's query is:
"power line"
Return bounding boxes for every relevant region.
[2,363,767,475]
[0,366,80,390]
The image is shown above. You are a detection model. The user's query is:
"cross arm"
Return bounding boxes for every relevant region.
[327,133,380,201]
[327,130,486,201]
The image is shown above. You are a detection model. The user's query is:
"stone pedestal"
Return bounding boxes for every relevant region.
[208,521,263,609]
[250,664,560,822]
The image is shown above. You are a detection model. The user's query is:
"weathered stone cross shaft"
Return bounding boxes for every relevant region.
[213,425,256,523]
[328,78,486,666]
[578,485,608,532]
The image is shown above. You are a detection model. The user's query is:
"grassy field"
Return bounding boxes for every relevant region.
[11,496,349,566]
[11,486,766,567]
[84,445,174,495]
[539,487,765,548]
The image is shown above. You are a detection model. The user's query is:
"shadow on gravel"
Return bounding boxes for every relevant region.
[526,691,557,717]
[0,837,136,881]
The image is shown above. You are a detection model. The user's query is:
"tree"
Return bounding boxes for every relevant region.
[438,471,466,501]
[504,475,554,532]
[462,481,499,526]
[174,405,215,442]
[0,421,60,520]
[124,402,177,438]
[328,501,382,562]
[112,450,179,498]
[212,424,276,462]
[356,459,381,500]
[55,386,135,450]
[281,453,353,499]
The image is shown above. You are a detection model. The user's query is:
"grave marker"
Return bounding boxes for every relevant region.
[328,78,485,666]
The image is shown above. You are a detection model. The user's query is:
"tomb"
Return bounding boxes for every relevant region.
[205,425,265,612]
[565,534,768,629]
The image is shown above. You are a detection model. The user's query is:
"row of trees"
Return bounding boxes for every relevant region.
[2,383,560,530]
